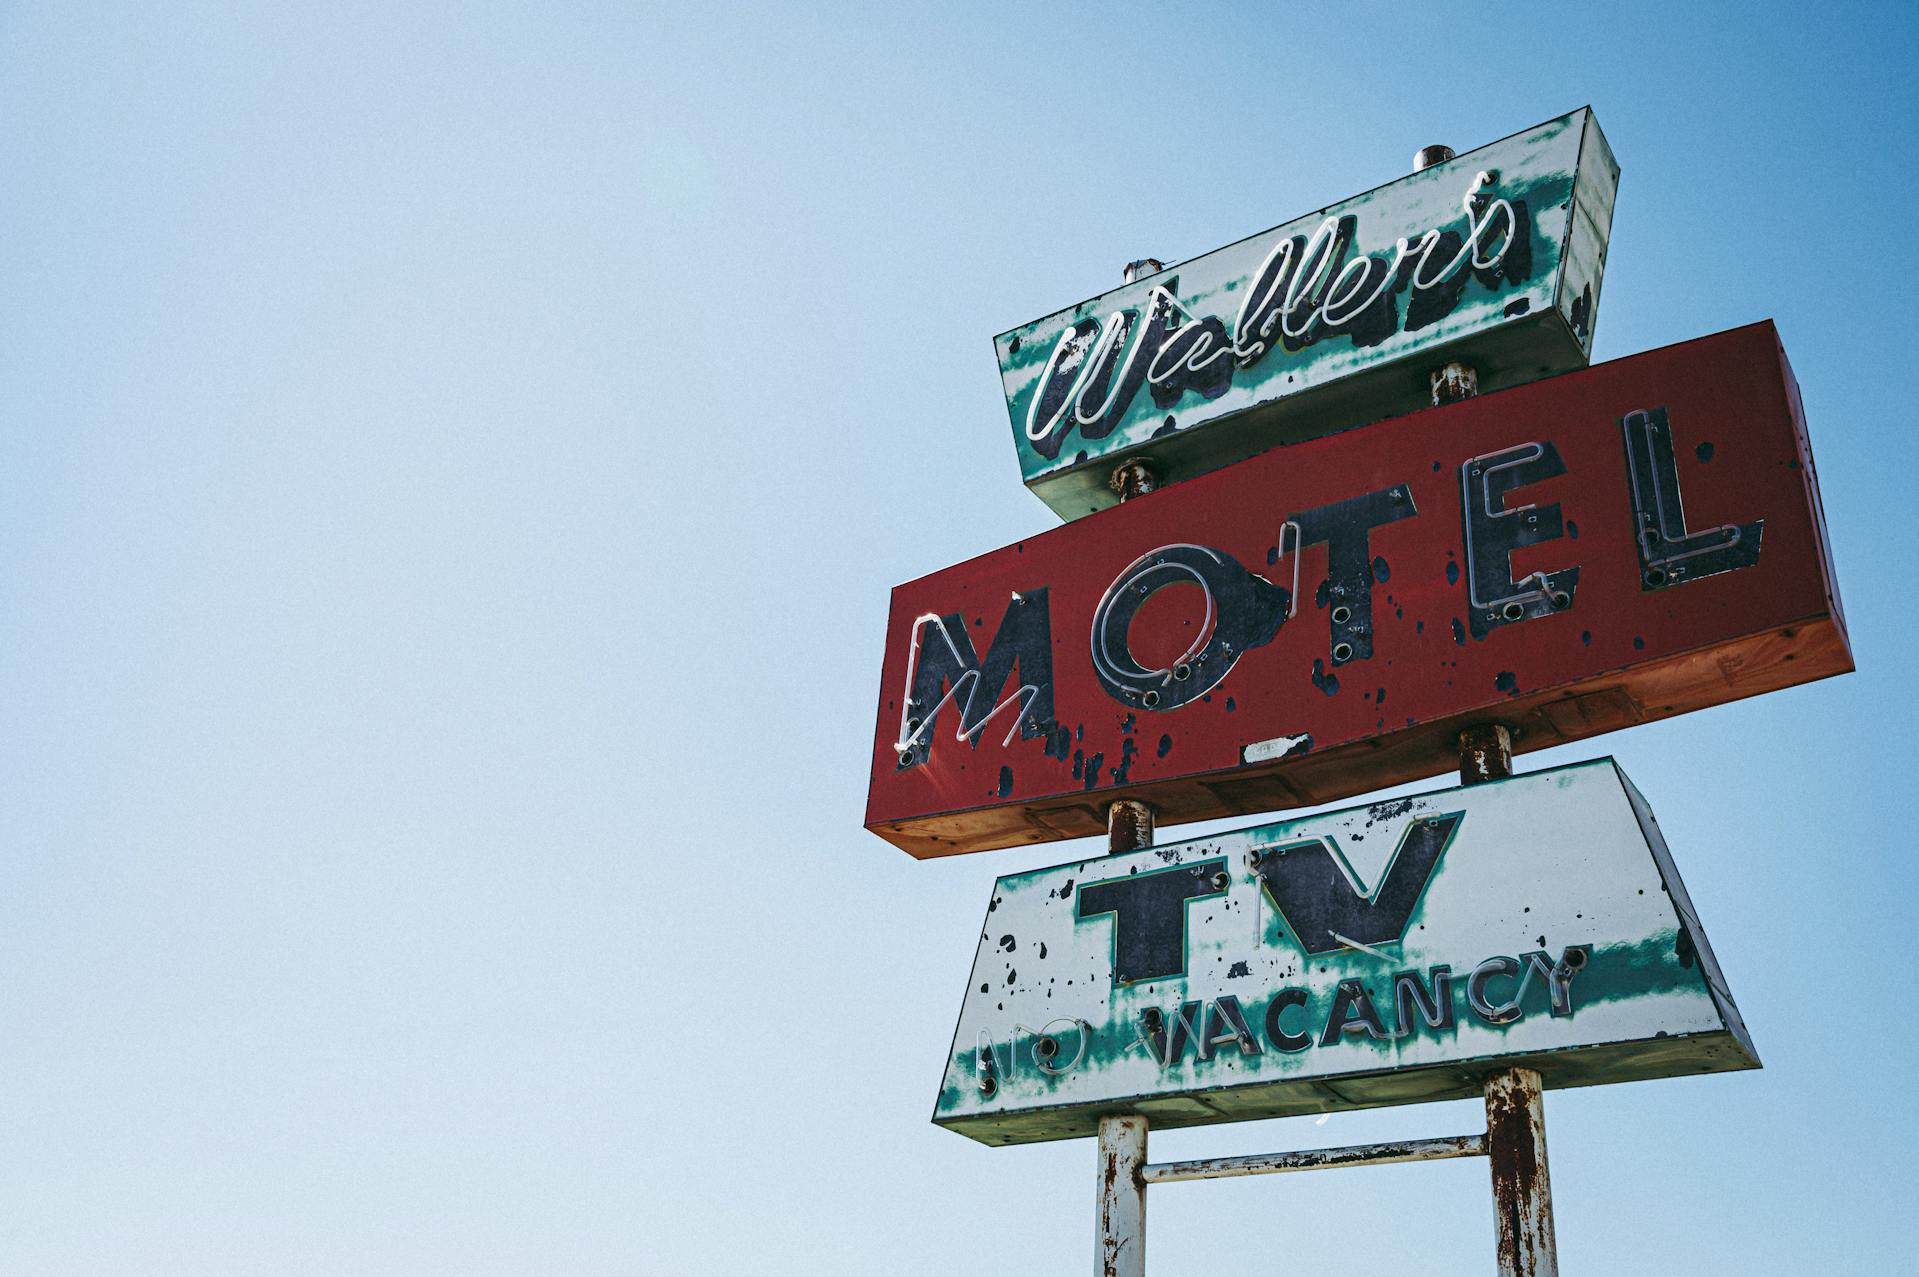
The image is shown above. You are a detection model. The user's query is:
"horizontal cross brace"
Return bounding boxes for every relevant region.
[1142,1133,1486,1184]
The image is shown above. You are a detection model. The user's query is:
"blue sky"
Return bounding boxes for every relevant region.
[2,2,1915,1272]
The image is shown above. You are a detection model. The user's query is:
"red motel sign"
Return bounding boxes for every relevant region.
[867,322,1850,858]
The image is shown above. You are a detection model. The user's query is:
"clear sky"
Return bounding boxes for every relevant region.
[3,2,1915,1273]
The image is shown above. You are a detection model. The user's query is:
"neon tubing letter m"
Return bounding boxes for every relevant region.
[895,589,1054,770]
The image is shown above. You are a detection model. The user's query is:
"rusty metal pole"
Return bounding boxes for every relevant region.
[1456,730,1557,1274]
[1096,1113,1148,1277]
[1484,1067,1558,1277]
[1458,723,1514,785]
[1105,798,1155,853]
[1097,797,1154,1275]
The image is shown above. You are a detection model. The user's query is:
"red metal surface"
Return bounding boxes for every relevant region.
[868,322,1850,858]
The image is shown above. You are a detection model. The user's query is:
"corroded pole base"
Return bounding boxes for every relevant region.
[1486,1066,1558,1276]
[1097,1114,1148,1277]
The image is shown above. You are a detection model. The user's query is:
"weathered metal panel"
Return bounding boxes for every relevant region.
[997,109,1619,520]
[932,761,1756,1146]
[867,321,1850,858]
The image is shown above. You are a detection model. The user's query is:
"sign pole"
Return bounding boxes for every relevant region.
[1485,1066,1558,1276]
[1096,1113,1148,1277]
[1455,725,1559,1276]
[1097,798,1154,1277]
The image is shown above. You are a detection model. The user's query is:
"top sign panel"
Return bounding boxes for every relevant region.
[997,109,1619,520]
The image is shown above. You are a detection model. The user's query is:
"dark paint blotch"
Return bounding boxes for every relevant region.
[1311,659,1341,696]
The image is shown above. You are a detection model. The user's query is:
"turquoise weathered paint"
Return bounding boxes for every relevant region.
[997,109,1618,520]
[932,760,1753,1146]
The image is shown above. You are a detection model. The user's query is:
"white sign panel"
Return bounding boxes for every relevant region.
[934,760,1754,1145]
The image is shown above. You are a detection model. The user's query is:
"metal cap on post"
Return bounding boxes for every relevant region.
[1122,257,1165,284]
[1413,143,1456,171]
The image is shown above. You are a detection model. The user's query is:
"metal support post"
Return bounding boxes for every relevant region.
[1485,1066,1558,1276]
[1106,798,1155,853]
[1096,1114,1148,1277]
[1458,726,1556,1271]
[1108,459,1159,501]
[1097,798,1154,1274]
[1458,723,1515,785]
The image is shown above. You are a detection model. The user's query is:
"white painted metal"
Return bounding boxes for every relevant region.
[936,759,1754,1145]
[1096,1114,1147,1276]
